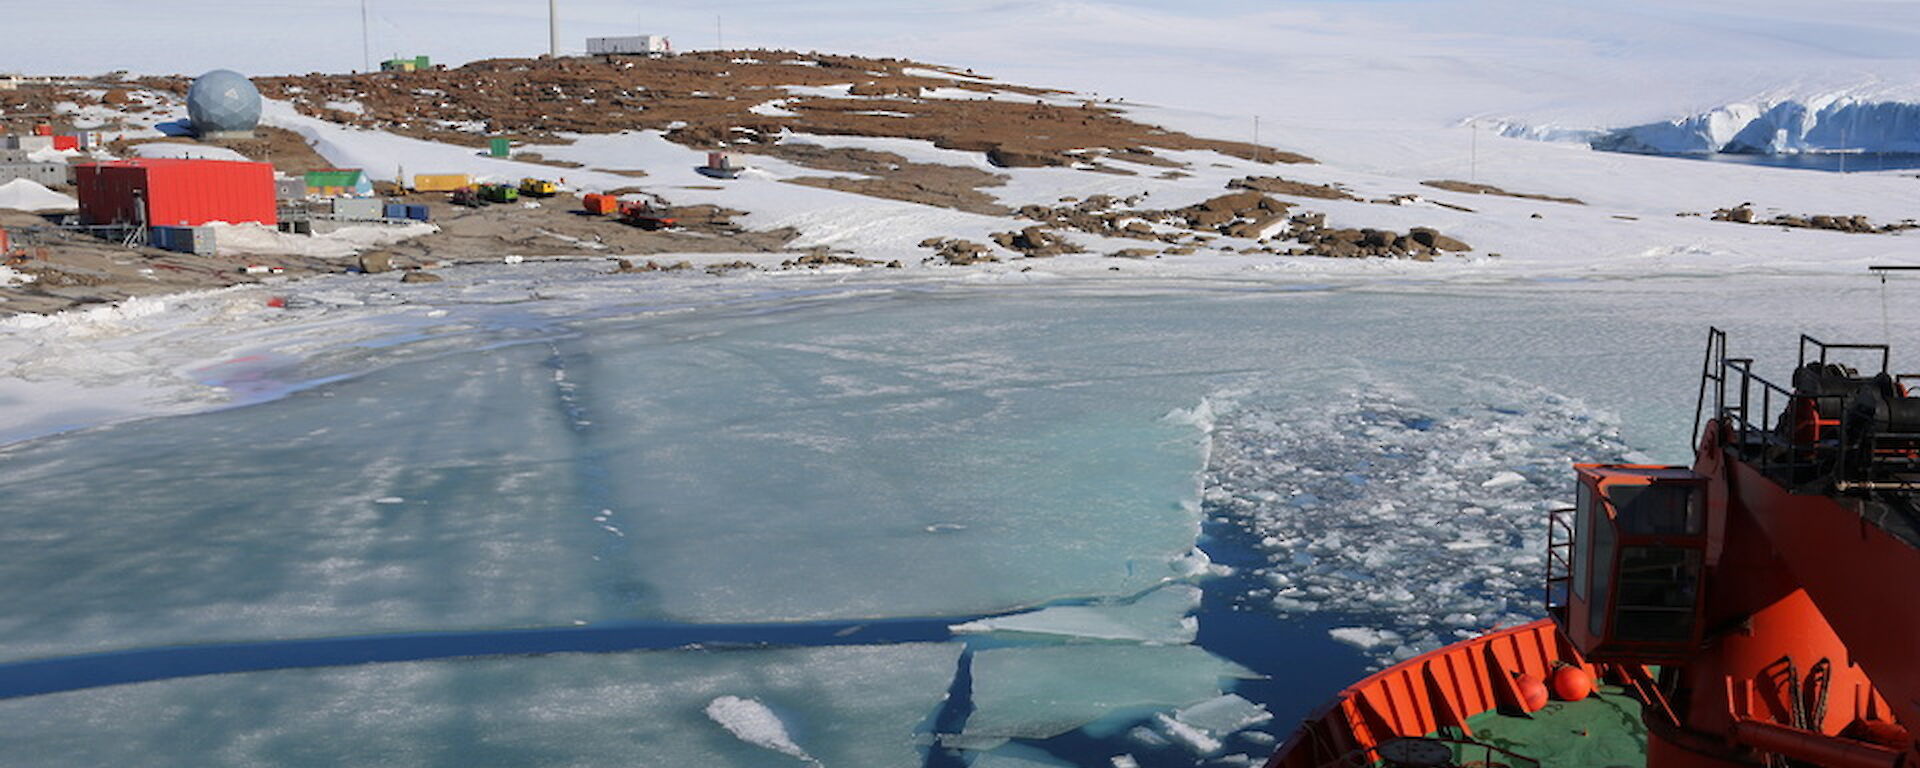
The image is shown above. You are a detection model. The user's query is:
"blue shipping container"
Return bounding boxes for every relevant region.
[406,204,430,221]
[149,225,214,255]
[384,203,408,219]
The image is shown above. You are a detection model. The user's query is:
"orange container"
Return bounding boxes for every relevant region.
[582,193,618,215]
[73,159,277,227]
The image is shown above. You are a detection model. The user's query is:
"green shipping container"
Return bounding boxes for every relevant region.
[489,138,511,158]
[379,56,430,72]
[305,169,363,189]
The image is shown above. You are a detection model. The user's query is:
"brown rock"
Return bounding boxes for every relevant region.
[400,270,443,283]
[358,252,392,274]
[987,146,1068,168]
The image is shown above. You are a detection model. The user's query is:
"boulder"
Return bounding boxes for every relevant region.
[400,270,443,283]
[987,146,1067,168]
[1202,190,1268,214]
[358,252,392,274]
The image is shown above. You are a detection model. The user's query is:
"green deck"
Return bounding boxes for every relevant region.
[1456,686,1647,768]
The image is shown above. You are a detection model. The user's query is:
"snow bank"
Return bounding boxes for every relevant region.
[129,143,251,162]
[205,221,437,258]
[0,266,35,287]
[0,179,76,212]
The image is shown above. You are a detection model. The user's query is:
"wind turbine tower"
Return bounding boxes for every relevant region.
[549,0,559,57]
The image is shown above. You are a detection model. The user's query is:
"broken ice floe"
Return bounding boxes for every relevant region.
[961,645,1258,744]
[1200,378,1632,664]
[951,584,1202,644]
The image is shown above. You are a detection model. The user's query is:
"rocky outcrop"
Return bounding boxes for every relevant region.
[919,237,998,265]
[1281,215,1470,260]
[615,258,693,272]
[1420,179,1584,205]
[781,249,902,269]
[1228,176,1359,201]
[990,226,1083,257]
[987,146,1070,169]
[1712,204,1915,233]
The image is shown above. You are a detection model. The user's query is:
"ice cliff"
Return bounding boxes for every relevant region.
[1590,92,1920,155]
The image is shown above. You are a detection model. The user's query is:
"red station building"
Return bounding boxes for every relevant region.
[74,158,277,227]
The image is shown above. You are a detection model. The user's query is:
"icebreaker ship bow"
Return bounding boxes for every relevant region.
[1267,328,1920,768]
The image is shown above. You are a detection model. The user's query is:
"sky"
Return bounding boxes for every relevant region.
[10,1,1920,133]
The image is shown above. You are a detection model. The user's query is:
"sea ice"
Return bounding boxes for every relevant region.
[0,643,962,768]
[1173,694,1272,737]
[1156,712,1224,755]
[561,307,1211,623]
[963,645,1257,743]
[969,744,1080,768]
[950,584,1202,644]
[1201,374,1636,664]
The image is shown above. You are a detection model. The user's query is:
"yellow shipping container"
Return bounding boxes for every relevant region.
[413,174,473,192]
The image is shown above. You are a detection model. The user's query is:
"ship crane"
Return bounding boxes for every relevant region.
[1268,328,1920,768]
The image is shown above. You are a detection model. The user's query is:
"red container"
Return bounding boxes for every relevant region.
[51,135,78,151]
[32,123,53,136]
[582,193,618,215]
[74,159,277,227]
[0,227,10,254]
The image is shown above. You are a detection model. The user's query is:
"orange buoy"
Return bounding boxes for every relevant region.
[1552,666,1593,702]
[1516,673,1550,712]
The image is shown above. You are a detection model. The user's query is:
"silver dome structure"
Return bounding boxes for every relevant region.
[186,69,262,140]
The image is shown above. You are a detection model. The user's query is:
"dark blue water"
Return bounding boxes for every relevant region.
[0,617,962,701]
[1608,150,1920,173]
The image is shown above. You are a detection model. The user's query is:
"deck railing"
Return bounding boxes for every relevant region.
[1544,507,1575,623]
[1695,328,1920,494]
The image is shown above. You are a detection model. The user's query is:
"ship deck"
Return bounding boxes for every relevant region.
[1459,685,1647,768]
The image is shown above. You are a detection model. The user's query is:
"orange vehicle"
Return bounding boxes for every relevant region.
[1267,328,1919,768]
[581,193,619,215]
[619,200,677,230]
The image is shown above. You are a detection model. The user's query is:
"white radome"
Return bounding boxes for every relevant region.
[186,69,261,140]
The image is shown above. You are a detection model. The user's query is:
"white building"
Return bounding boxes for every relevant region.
[587,35,671,55]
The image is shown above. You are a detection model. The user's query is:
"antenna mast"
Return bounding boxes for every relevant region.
[361,0,370,72]
[549,0,559,57]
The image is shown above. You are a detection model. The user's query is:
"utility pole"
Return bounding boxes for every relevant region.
[549,0,559,57]
[361,0,370,72]
[716,14,724,51]
[1840,119,1850,174]
[1469,119,1478,182]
